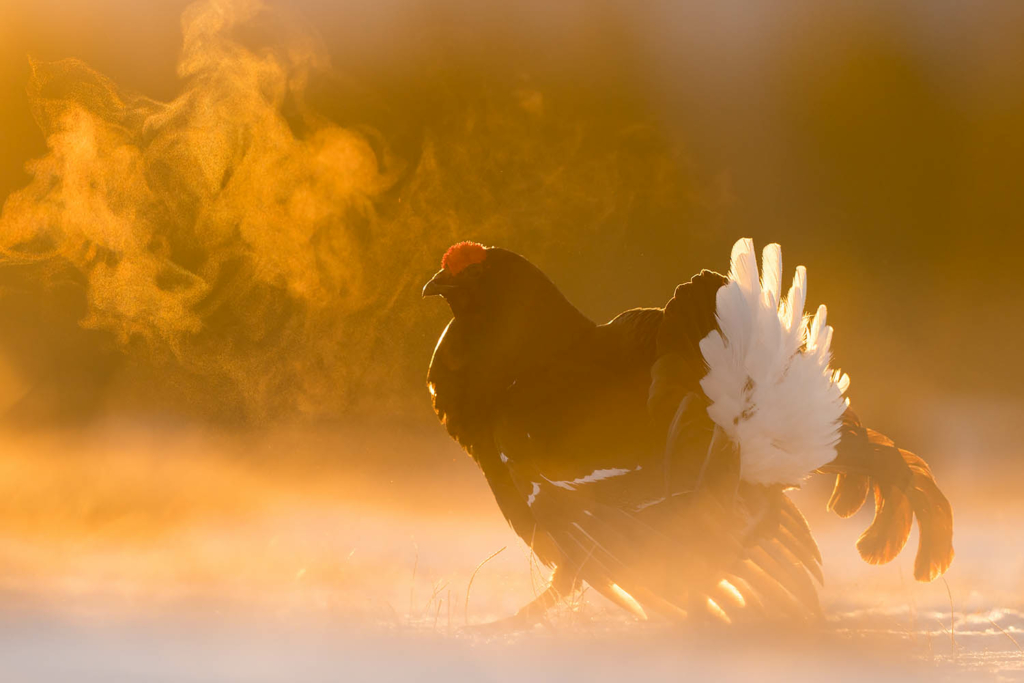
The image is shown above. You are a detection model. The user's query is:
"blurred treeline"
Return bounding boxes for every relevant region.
[0,0,1020,439]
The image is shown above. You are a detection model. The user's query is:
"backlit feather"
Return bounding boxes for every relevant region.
[699,239,850,486]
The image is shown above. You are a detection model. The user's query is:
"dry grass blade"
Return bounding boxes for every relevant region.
[423,580,450,613]
[433,596,443,631]
[942,577,957,654]
[409,545,419,619]
[464,546,506,626]
[987,616,1024,655]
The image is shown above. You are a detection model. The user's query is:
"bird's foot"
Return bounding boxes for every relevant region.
[459,609,549,636]
[459,585,559,635]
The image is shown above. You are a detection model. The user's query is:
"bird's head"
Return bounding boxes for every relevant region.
[423,241,594,364]
[423,241,567,318]
[421,241,492,317]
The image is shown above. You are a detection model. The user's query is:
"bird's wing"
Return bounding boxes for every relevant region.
[427,317,509,449]
[495,271,823,620]
[493,307,663,486]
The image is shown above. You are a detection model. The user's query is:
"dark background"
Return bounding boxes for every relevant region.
[0,0,1021,470]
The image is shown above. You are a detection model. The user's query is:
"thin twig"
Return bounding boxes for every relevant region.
[409,545,419,620]
[433,596,443,632]
[934,618,952,645]
[570,541,598,597]
[528,525,541,598]
[423,580,450,613]
[942,577,957,655]
[465,546,506,626]
[987,617,1024,654]
[569,585,590,626]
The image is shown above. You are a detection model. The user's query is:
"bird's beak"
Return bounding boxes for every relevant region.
[422,269,456,298]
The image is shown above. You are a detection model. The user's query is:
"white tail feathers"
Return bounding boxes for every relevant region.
[699,238,850,486]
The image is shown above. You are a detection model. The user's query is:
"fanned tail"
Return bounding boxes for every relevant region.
[699,238,850,487]
[640,237,952,622]
[641,263,825,622]
[820,409,954,581]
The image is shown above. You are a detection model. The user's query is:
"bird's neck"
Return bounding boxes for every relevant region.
[465,294,594,383]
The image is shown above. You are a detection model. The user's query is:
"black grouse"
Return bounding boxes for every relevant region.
[423,239,953,625]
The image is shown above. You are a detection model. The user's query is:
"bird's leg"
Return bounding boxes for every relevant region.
[462,565,576,634]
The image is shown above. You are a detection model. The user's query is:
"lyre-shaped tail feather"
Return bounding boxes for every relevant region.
[820,409,954,581]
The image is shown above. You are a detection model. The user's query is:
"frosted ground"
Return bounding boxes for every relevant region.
[0,424,1020,682]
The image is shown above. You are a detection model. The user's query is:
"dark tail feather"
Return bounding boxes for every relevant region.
[854,482,913,565]
[827,472,870,518]
[820,409,954,582]
[902,450,955,581]
[777,496,824,584]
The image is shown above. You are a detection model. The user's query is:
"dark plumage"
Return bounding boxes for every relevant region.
[423,242,953,625]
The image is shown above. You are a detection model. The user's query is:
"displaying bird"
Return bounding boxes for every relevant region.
[423,238,953,626]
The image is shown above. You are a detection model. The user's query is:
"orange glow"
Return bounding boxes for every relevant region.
[718,579,746,608]
[608,583,648,621]
[706,597,731,624]
[0,0,1022,680]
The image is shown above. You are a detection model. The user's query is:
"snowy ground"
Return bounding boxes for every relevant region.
[0,425,1021,682]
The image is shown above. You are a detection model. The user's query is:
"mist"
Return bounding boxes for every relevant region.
[0,0,709,424]
[1,1,1023,680]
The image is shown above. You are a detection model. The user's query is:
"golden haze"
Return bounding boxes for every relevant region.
[0,0,1023,680]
